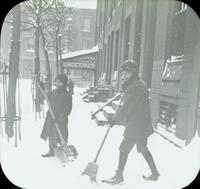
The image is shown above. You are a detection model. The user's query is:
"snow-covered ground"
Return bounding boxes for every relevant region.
[0,79,200,189]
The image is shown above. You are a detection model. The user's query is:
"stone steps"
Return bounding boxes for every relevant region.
[112,100,121,111]
[103,106,115,120]
[95,111,108,126]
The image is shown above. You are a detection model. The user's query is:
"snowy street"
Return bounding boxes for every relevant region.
[0,80,200,189]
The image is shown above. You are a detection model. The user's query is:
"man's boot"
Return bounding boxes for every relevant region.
[41,136,55,158]
[102,170,124,185]
[142,150,160,181]
[41,151,55,158]
[102,152,128,185]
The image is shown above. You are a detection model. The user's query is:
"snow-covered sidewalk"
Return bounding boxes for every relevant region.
[0,80,200,189]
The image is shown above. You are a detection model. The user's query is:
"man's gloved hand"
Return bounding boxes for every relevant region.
[108,116,116,127]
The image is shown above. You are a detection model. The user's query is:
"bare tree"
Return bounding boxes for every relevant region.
[42,0,74,74]
[5,4,21,138]
[40,27,52,93]
[21,0,54,113]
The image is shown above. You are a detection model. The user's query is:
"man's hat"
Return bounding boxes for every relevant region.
[120,60,138,73]
[55,74,68,86]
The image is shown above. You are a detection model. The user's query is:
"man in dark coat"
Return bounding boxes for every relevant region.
[105,60,160,184]
[41,74,72,157]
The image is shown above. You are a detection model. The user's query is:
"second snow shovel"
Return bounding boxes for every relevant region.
[37,83,70,164]
[82,96,124,183]
[82,123,111,183]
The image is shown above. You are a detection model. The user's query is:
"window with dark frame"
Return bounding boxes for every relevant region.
[108,31,114,84]
[104,0,108,27]
[106,35,111,83]
[123,15,131,61]
[26,37,34,51]
[114,29,119,71]
[82,39,91,49]
[167,1,187,62]
[83,18,91,32]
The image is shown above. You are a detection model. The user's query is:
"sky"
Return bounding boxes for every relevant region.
[64,0,97,9]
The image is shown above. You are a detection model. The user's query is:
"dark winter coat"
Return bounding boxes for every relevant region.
[68,80,74,95]
[40,86,72,142]
[114,76,153,139]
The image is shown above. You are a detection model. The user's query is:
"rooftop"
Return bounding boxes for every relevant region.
[62,45,99,60]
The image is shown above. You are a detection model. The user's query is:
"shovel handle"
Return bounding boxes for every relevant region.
[37,83,66,146]
[94,123,111,162]
[93,96,124,162]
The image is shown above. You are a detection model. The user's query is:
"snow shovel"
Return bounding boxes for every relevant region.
[82,96,124,183]
[37,83,72,164]
[82,123,111,183]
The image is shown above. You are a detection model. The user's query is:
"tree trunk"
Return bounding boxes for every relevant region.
[40,27,52,93]
[34,0,42,113]
[5,4,21,137]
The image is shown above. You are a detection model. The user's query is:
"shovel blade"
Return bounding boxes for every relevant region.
[54,146,69,164]
[82,161,98,182]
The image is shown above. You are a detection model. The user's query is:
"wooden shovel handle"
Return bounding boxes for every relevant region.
[37,83,66,146]
[93,96,124,162]
[94,124,111,162]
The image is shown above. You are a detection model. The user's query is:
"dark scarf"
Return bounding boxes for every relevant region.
[122,74,139,91]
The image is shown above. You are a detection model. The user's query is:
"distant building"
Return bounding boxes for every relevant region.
[69,8,96,52]
[62,7,97,87]
[62,46,98,87]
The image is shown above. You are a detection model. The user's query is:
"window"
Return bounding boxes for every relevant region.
[104,0,108,26]
[158,100,178,134]
[166,1,186,62]
[106,36,111,82]
[103,43,107,72]
[108,32,114,83]
[82,39,91,49]
[46,46,54,54]
[83,18,91,32]
[114,29,119,70]
[123,16,131,60]
[109,0,112,18]
[133,0,144,66]
[99,0,104,32]
[26,37,34,52]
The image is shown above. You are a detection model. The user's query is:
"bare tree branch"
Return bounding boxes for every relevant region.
[21,6,36,20]
[23,1,37,16]
[21,25,35,32]
[21,20,36,27]
[31,0,38,11]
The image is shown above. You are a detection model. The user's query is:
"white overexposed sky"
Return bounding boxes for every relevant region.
[64,0,97,9]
